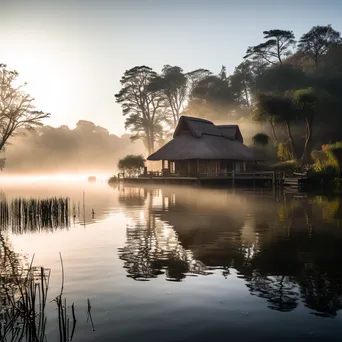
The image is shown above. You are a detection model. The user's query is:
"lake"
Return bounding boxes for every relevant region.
[1,180,342,342]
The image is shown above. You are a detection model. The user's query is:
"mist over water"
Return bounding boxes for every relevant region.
[1,182,342,341]
[0,120,144,175]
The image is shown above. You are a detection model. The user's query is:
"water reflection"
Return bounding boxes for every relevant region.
[118,186,342,317]
[118,188,209,281]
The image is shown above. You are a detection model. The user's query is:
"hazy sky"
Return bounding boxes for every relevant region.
[1,0,342,136]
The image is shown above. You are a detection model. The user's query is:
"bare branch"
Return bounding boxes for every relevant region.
[0,64,50,153]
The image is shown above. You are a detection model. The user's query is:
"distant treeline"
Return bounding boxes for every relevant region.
[115,25,342,161]
[2,120,144,174]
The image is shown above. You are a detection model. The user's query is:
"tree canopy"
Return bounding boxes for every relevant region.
[244,29,296,65]
[298,25,342,71]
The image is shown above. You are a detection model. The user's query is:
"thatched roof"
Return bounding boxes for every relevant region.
[148,116,256,161]
[217,125,243,143]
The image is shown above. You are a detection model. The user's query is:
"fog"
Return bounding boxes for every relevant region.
[0,115,317,179]
[1,120,144,176]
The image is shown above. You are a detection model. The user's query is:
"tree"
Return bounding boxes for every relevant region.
[0,63,49,153]
[252,93,281,143]
[186,67,237,122]
[229,60,255,108]
[244,29,296,65]
[255,64,308,94]
[253,92,297,159]
[186,68,212,93]
[292,88,321,162]
[298,25,342,71]
[118,154,145,177]
[149,65,188,128]
[115,66,168,155]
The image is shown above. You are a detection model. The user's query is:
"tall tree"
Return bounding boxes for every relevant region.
[244,29,296,65]
[0,63,49,153]
[148,65,187,128]
[186,68,212,93]
[298,25,342,71]
[229,60,255,107]
[115,66,167,155]
[186,67,236,122]
[253,92,297,158]
[292,88,321,162]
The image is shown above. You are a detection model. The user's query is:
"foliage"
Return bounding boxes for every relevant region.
[311,142,342,172]
[149,65,188,127]
[115,66,168,154]
[118,154,145,177]
[185,67,238,121]
[292,87,322,161]
[252,92,296,158]
[244,30,296,65]
[229,60,255,108]
[0,63,50,155]
[255,64,308,93]
[298,25,342,71]
[108,175,118,184]
[277,141,293,161]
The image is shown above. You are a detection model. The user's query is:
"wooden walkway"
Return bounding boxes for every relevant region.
[283,172,308,190]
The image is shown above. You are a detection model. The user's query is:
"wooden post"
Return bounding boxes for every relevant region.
[197,159,200,177]
[187,160,190,176]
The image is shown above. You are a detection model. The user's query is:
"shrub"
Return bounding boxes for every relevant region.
[118,155,145,177]
[108,175,118,184]
[311,141,342,172]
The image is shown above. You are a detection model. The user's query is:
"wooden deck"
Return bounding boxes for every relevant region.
[283,172,308,190]
[122,171,279,186]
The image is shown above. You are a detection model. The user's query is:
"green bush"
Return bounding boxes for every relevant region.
[108,175,118,184]
[311,141,342,172]
[118,154,145,177]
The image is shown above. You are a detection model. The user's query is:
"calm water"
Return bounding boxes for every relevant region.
[1,180,342,341]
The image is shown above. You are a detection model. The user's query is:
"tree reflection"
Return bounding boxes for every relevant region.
[118,187,342,317]
[118,186,148,207]
[299,267,342,317]
[118,188,209,281]
[246,273,299,312]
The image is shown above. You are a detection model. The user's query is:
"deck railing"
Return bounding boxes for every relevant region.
[140,170,276,179]
[198,171,274,178]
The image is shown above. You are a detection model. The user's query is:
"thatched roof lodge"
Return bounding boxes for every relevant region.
[147,116,257,177]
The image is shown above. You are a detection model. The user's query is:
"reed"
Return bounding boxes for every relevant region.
[0,245,77,342]
[0,197,70,234]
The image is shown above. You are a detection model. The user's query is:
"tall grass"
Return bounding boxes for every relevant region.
[0,197,70,234]
[0,242,77,342]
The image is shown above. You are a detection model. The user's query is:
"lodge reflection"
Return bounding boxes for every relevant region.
[118,186,342,317]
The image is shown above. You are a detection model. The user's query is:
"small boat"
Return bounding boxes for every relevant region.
[88,176,96,183]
